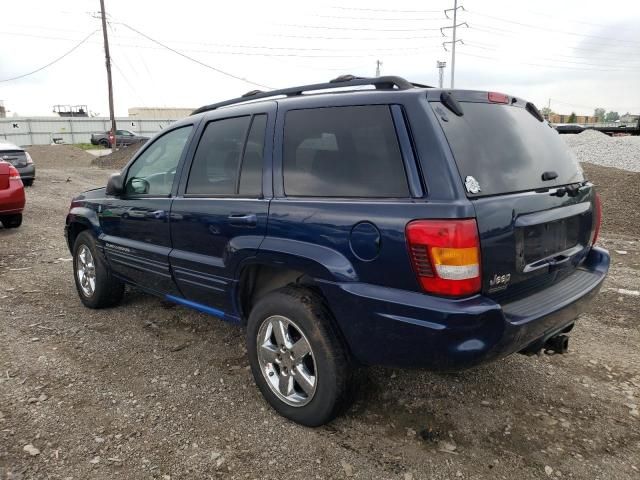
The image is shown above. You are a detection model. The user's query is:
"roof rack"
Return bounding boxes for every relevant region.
[191,75,430,115]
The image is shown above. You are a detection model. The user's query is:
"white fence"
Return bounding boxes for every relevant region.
[0,117,178,146]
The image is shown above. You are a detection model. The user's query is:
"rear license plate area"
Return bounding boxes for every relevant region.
[523,216,580,264]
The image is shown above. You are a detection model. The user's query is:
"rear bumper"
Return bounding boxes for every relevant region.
[17,164,35,180]
[0,185,26,215]
[321,246,609,370]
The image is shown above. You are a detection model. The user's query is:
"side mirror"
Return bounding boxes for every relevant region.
[106,173,124,196]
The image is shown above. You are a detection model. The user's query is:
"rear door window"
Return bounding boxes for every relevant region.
[186,114,267,196]
[283,106,409,197]
[432,102,584,196]
[239,114,267,196]
[186,116,251,195]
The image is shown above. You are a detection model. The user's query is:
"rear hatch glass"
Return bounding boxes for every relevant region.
[0,150,27,168]
[431,101,584,196]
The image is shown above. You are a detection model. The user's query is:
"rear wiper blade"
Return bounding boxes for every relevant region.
[440,91,464,116]
[550,184,580,197]
[526,102,544,122]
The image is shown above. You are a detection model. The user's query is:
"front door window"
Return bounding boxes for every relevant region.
[125,126,192,196]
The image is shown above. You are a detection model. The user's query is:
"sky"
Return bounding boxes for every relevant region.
[1,0,639,117]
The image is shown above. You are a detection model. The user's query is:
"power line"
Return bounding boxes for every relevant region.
[279,23,441,32]
[268,32,444,41]
[467,10,640,45]
[107,39,441,58]
[456,50,640,73]
[467,38,640,63]
[115,22,272,89]
[469,25,640,51]
[0,29,441,54]
[463,44,640,71]
[0,30,98,82]
[509,7,638,31]
[315,14,444,22]
[329,6,441,13]
[111,59,146,107]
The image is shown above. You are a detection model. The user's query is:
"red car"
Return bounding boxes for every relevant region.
[0,161,25,228]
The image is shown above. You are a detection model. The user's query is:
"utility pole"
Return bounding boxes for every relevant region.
[442,1,467,88]
[437,61,447,88]
[375,59,382,77]
[99,0,116,149]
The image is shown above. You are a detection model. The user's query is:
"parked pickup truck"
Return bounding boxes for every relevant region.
[90,129,149,147]
[65,75,609,426]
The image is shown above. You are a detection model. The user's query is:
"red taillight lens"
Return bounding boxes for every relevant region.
[406,219,482,297]
[488,92,509,104]
[8,165,21,180]
[590,192,602,246]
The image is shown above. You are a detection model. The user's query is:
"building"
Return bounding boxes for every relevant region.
[128,107,194,120]
[619,113,639,124]
[547,113,597,124]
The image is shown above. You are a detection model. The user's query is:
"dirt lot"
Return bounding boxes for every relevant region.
[1,151,639,479]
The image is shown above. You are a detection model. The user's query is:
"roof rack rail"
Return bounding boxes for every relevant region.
[191,75,429,115]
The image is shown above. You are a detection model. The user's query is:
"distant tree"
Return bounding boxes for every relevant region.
[605,111,620,122]
[567,112,577,123]
[540,106,554,117]
[593,108,606,122]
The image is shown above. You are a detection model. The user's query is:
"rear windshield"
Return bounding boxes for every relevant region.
[432,102,584,196]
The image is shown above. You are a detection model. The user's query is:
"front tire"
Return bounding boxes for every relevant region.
[0,214,22,228]
[73,231,124,308]
[247,286,353,426]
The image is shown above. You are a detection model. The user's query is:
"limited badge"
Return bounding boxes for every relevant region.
[465,175,481,194]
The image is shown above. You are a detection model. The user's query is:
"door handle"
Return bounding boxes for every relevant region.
[228,214,257,226]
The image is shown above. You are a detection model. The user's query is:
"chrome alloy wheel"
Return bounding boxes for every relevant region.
[257,315,317,407]
[76,245,96,297]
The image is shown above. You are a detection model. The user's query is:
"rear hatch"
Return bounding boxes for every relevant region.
[431,92,597,303]
[0,150,28,168]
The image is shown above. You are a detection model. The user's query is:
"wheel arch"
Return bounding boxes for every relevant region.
[65,208,101,252]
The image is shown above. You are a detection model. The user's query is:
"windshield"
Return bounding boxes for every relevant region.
[432,101,584,196]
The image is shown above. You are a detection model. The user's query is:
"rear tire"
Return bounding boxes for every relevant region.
[73,231,124,308]
[247,286,353,426]
[0,214,22,228]
[22,179,33,187]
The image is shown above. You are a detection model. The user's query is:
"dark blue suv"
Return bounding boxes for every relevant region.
[65,76,609,426]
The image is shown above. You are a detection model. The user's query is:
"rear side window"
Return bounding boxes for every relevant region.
[283,106,409,197]
[432,102,584,196]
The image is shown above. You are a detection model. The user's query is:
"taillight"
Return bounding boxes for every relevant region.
[8,165,21,180]
[25,152,34,164]
[590,192,602,246]
[406,219,482,297]
[488,92,509,104]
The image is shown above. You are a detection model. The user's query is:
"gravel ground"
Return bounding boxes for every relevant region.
[91,142,146,170]
[25,145,94,169]
[563,130,640,172]
[1,146,639,479]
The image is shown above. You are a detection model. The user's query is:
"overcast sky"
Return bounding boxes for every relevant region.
[1,0,639,117]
